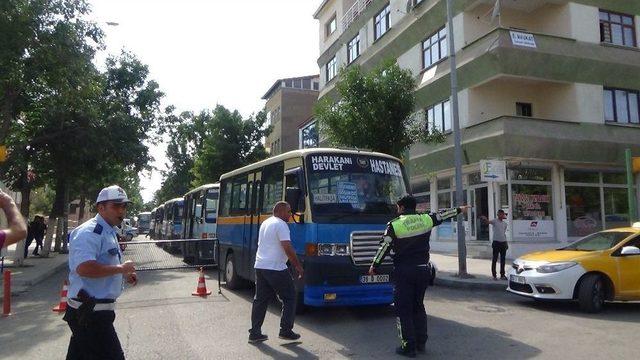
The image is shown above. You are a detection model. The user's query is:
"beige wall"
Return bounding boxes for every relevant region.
[318,0,342,55]
[459,2,600,49]
[280,89,319,152]
[465,78,603,127]
[265,90,283,154]
[568,3,599,43]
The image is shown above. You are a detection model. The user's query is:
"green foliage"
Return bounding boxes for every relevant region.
[0,1,158,220]
[29,186,54,216]
[191,105,271,187]
[314,60,444,158]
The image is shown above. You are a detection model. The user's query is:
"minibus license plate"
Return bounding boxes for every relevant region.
[360,275,389,283]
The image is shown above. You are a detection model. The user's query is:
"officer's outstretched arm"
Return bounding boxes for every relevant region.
[369,225,394,274]
[429,205,470,226]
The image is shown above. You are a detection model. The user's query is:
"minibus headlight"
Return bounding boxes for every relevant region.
[318,243,334,256]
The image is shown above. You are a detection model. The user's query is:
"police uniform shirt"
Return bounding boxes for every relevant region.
[68,214,123,300]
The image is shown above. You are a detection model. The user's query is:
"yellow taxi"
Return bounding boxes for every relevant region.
[507,222,640,312]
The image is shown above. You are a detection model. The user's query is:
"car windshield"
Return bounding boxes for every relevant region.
[562,231,634,251]
[306,153,408,223]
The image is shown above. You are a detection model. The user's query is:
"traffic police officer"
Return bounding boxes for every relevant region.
[64,185,137,360]
[369,195,469,357]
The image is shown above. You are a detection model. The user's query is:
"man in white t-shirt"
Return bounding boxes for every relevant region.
[249,201,304,344]
[481,209,509,280]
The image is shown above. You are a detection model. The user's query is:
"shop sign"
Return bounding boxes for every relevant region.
[480,160,506,182]
[510,31,537,48]
[514,193,550,218]
[513,220,554,239]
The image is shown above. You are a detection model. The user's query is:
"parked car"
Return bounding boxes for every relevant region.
[507,222,640,312]
[117,218,138,242]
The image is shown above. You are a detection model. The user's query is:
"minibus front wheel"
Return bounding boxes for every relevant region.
[224,253,244,290]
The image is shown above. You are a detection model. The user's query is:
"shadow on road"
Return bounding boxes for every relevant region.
[426,285,640,323]
[221,284,542,359]
[252,341,319,359]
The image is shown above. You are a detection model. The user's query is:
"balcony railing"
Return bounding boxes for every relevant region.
[341,0,373,31]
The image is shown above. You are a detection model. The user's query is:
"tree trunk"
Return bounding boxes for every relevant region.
[51,177,65,252]
[19,187,31,219]
[41,213,57,257]
[78,194,86,222]
[60,181,70,253]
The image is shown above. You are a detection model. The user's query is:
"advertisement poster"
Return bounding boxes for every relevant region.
[513,220,554,239]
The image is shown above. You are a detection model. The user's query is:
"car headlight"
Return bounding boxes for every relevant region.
[536,262,578,273]
[317,243,350,256]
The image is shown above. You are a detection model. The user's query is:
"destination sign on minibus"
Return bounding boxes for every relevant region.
[308,154,402,177]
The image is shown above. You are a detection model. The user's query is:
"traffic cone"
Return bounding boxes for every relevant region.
[192,268,212,297]
[52,280,69,313]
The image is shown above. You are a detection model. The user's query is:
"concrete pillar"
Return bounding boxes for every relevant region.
[552,164,567,243]
[430,176,439,242]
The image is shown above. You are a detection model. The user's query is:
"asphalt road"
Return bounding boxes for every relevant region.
[1,241,639,359]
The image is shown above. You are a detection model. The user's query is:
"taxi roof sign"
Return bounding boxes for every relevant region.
[0,145,7,163]
[633,157,640,174]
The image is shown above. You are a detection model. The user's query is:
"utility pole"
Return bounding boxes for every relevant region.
[445,0,469,277]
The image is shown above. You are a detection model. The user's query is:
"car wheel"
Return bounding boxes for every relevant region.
[224,253,243,290]
[578,274,606,313]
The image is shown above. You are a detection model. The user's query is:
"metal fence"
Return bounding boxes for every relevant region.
[119,239,219,271]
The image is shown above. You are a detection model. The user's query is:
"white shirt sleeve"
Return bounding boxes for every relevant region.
[277,221,291,242]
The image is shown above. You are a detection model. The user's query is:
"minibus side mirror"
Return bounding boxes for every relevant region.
[285,187,302,213]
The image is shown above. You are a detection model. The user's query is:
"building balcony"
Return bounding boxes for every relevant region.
[341,0,373,32]
[408,115,640,175]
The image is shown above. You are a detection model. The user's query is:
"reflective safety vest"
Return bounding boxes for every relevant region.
[372,208,460,268]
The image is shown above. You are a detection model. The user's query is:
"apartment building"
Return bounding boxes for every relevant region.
[262,75,320,155]
[314,0,640,257]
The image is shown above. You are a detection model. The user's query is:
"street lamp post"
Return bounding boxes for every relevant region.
[445,0,469,277]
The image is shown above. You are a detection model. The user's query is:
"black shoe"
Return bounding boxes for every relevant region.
[416,344,426,353]
[248,333,268,343]
[278,330,301,341]
[395,346,417,358]
[500,275,508,280]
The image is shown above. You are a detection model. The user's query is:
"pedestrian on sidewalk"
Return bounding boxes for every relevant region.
[369,195,470,358]
[31,215,47,256]
[480,209,509,280]
[64,185,138,360]
[0,189,27,249]
[248,201,304,344]
[23,215,46,257]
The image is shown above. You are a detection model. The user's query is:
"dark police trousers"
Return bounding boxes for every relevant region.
[393,264,430,351]
[63,306,125,360]
[250,268,296,335]
[492,241,508,278]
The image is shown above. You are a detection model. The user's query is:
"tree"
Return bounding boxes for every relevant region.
[154,110,204,203]
[191,105,270,186]
[314,60,443,158]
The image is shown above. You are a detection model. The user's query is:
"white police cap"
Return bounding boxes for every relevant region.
[96,185,131,204]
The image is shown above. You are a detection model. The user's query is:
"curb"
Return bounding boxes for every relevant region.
[435,273,508,291]
[8,257,69,295]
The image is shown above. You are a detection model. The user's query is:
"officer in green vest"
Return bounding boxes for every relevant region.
[369,195,469,357]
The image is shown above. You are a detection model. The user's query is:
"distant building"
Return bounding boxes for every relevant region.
[262,75,320,155]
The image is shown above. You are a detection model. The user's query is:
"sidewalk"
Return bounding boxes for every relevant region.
[430,252,509,291]
[1,251,69,295]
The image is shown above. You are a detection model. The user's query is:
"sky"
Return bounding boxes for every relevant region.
[88,0,322,203]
